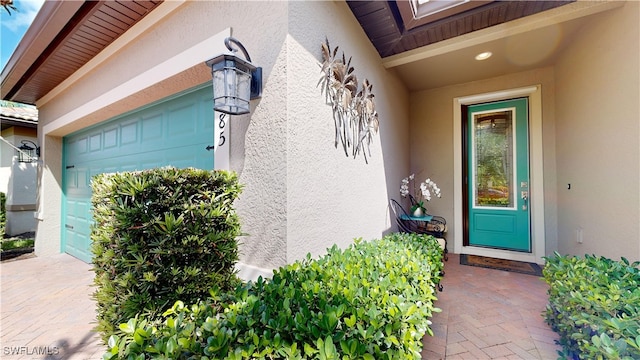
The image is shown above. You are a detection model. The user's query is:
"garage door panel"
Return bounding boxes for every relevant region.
[68,123,213,165]
[66,166,91,198]
[120,121,138,145]
[142,113,163,142]
[199,101,215,131]
[66,168,78,189]
[89,133,102,152]
[63,86,214,263]
[64,197,92,261]
[68,137,89,155]
[78,169,89,190]
[167,103,197,136]
[103,127,118,149]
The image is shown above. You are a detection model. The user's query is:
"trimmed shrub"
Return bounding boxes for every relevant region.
[91,167,243,341]
[543,253,640,359]
[104,233,444,359]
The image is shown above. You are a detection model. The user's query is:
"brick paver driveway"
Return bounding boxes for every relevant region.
[1,252,560,359]
[1,254,105,359]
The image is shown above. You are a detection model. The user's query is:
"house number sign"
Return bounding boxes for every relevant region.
[213,112,229,170]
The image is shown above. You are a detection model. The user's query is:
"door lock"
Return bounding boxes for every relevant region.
[521,191,528,210]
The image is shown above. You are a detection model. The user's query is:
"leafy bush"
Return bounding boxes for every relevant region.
[104,233,444,359]
[543,253,640,359]
[0,191,5,236]
[1,239,34,251]
[91,167,243,341]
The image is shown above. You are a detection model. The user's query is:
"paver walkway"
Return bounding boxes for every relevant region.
[1,253,561,359]
[1,254,105,359]
[422,254,561,359]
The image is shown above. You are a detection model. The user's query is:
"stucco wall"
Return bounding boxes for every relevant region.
[0,168,7,194]
[554,2,640,261]
[0,128,38,193]
[228,12,288,269]
[1,130,15,172]
[0,129,39,236]
[5,159,37,235]
[286,1,410,262]
[36,1,289,266]
[410,67,558,257]
[35,1,409,269]
[34,135,62,257]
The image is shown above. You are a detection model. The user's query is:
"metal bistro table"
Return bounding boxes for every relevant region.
[399,213,448,261]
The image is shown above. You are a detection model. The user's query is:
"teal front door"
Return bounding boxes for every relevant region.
[62,86,214,262]
[466,98,530,252]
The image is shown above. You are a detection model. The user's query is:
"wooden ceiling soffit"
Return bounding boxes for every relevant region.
[347,1,575,58]
[5,0,162,105]
[396,0,492,31]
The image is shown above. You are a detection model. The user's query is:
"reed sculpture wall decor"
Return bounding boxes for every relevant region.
[319,38,379,164]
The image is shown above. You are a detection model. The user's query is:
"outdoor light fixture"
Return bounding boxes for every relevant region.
[17,140,40,163]
[205,37,262,115]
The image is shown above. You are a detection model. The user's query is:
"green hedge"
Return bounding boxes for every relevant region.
[91,167,243,341]
[104,233,444,359]
[543,253,640,359]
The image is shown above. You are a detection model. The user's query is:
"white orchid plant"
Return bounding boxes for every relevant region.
[400,173,442,213]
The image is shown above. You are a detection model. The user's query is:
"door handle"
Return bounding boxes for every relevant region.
[521,191,528,210]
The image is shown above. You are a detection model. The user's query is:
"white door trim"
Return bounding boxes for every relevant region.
[453,85,546,264]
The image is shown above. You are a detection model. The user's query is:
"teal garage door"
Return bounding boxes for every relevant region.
[62,86,214,262]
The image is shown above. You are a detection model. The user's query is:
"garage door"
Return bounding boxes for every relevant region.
[62,86,214,262]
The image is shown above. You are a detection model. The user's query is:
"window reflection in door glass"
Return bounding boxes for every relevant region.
[474,110,514,208]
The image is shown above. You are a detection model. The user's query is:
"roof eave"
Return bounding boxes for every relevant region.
[0,0,83,103]
[0,116,38,129]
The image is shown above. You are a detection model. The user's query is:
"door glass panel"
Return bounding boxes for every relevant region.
[473,109,514,208]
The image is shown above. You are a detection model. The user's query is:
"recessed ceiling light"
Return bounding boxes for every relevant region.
[475,51,492,61]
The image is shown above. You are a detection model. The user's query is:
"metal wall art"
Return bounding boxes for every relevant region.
[319,38,379,164]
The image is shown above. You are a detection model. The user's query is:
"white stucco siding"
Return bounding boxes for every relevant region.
[0,168,8,194]
[554,2,640,261]
[0,129,39,236]
[231,37,288,269]
[34,1,410,269]
[0,130,38,194]
[34,135,63,257]
[36,1,289,267]
[286,1,410,262]
[39,1,288,131]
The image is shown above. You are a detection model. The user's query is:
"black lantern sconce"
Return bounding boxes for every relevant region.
[17,140,40,163]
[205,37,262,115]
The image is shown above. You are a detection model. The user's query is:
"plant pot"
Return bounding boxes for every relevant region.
[412,207,425,218]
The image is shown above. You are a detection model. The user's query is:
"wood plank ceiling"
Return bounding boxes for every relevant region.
[4,0,162,105]
[347,1,575,58]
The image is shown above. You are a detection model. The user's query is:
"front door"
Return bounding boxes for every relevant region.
[466,98,530,252]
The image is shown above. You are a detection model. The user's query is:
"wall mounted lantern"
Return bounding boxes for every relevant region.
[17,140,40,163]
[205,37,262,115]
